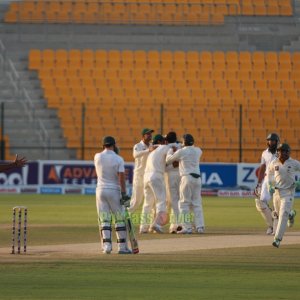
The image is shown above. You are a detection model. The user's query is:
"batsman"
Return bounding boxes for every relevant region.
[94,136,132,254]
[254,133,280,235]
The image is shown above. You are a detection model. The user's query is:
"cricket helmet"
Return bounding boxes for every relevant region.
[183,134,194,146]
[102,136,116,146]
[266,133,280,152]
[277,143,291,152]
[266,133,280,142]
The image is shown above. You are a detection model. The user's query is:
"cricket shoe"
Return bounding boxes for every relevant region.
[102,243,112,254]
[288,210,296,228]
[118,248,132,254]
[266,226,273,235]
[139,226,150,234]
[272,238,281,248]
[169,225,178,234]
[196,227,205,234]
[177,228,192,234]
[176,225,182,232]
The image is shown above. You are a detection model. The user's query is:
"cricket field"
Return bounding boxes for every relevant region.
[0,195,299,300]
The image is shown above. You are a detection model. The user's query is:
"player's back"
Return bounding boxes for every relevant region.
[178,146,202,176]
[94,149,123,190]
[145,145,170,175]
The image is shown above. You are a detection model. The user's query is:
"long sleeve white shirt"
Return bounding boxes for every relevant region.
[133,140,151,175]
[267,157,300,190]
[261,148,277,175]
[145,144,172,175]
[166,146,202,176]
[165,142,182,173]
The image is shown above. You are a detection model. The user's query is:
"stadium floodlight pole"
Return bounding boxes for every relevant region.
[0,102,5,160]
[160,103,164,135]
[239,104,242,163]
[81,102,86,160]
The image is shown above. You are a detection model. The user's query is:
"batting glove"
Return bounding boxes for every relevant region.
[268,183,275,195]
[254,183,262,198]
[120,192,131,207]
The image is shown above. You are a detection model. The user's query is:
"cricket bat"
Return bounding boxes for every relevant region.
[124,208,139,254]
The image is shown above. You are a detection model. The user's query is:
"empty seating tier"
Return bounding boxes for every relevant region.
[0,132,13,160]
[29,49,300,162]
[5,0,293,25]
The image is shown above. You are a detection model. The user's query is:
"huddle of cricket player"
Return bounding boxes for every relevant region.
[130,128,205,235]
[254,133,298,248]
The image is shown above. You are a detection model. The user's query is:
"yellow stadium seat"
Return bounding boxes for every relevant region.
[267,79,280,90]
[264,70,277,80]
[32,49,300,161]
[250,70,263,81]
[277,70,290,80]
[279,4,292,16]
[281,80,294,90]
[227,79,241,89]
[29,49,42,69]
[239,52,252,70]
[224,70,237,80]
[211,69,224,79]
[237,70,250,80]
[267,5,280,16]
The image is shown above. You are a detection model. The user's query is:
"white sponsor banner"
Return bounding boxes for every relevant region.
[237,163,260,190]
[217,190,256,198]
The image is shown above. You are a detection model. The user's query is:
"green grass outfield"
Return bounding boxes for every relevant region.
[0,195,299,300]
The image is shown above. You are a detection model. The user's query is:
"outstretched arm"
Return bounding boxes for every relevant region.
[166,147,181,164]
[0,154,27,173]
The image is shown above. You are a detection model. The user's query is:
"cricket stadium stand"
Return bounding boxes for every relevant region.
[0,0,299,162]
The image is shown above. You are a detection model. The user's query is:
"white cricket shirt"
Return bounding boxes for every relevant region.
[261,148,277,175]
[94,149,125,190]
[267,157,300,190]
[166,146,202,176]
[145,144,171,175]
[166,142,182,173]
[133,140,151,175]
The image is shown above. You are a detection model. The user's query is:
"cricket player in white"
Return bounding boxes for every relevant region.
[129,128,154,213]
[140,134,171,234]
[94,136,131,254]
[267,143,299,248]
[165,132,182,233]
[166,134,205,234]
[254,133,280,235]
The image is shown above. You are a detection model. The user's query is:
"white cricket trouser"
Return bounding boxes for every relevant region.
[96,187,128,251]
[260,178,272,202]
[179,175,204,230]
[140,172,167,229]
[128,173,145,213]
[166,171,180,229]
[255,178,274,228]
[273,189,294,241]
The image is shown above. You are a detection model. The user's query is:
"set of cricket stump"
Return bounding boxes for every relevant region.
[9,205,139,255]
[11,206,28,254]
